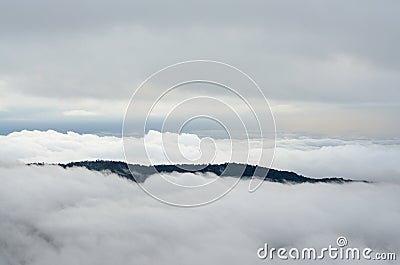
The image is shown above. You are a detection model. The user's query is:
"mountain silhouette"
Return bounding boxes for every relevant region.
[52,160,362,184]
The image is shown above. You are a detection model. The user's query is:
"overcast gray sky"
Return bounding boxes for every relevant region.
[0,0,399,137]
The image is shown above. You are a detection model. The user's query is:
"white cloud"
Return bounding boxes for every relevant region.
[0,163,399,265]
[0,130,399,182]
[274,142,400,182]
[0,130,124,163]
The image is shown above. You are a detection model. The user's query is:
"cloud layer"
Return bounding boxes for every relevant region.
[1,130,399,182]
[1,0,399,137]
[0,163,399,265]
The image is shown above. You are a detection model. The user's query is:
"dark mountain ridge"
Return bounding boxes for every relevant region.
[45,160,362,184]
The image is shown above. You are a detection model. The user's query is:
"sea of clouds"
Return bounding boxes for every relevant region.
[1,130,399,182]
[0,164,399,265]
[0,130,399,265]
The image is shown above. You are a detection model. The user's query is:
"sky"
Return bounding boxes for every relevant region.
[1,0,400,138]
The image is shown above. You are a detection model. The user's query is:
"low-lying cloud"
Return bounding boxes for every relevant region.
[0,164,399,265]
[0,130,399,182]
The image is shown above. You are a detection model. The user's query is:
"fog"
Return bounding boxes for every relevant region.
[0,163,399,265]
